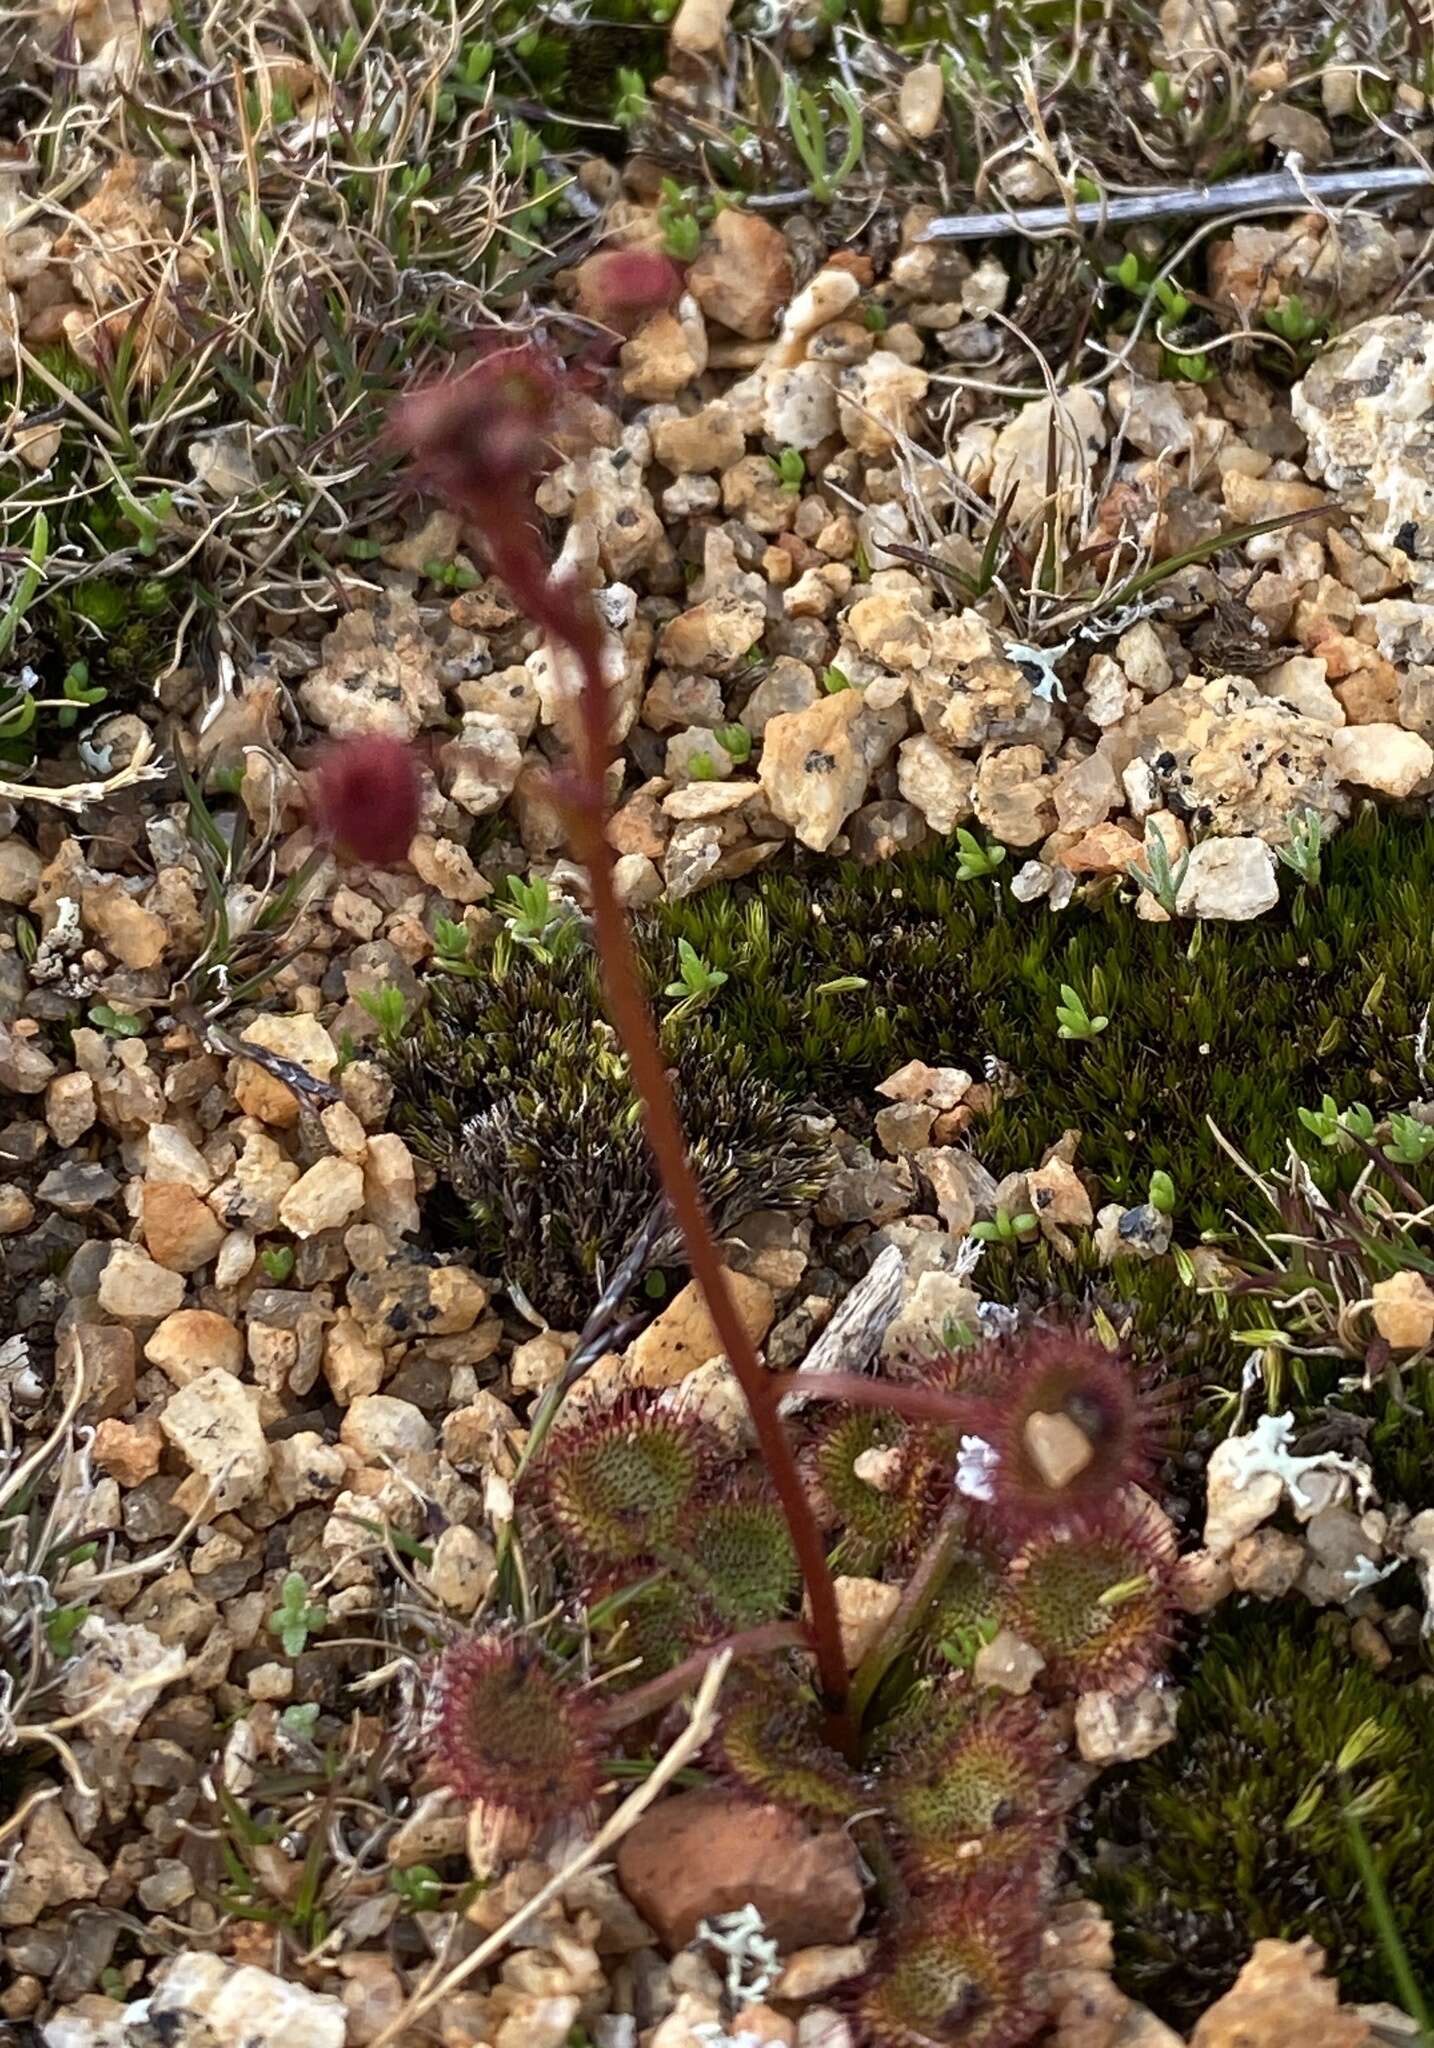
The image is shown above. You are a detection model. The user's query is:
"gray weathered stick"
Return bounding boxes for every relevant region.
[923,163,1434,241]
[778,1242,906,1416]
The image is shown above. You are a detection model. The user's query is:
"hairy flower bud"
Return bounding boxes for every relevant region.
[309,734,422,866]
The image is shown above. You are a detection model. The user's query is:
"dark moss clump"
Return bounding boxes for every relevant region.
[1080,1603,1434,2027]
[643,808,1434,1237]
[385,943,827,1326]
[1362,1358,1434,1517]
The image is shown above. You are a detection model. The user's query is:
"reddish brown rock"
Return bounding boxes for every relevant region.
[615,1789,864,1951]
[141,1181,226,1274]
[687,212,793,340]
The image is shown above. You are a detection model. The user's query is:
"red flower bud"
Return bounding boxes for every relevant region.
[388,345,559,518]
[310,734,422,867]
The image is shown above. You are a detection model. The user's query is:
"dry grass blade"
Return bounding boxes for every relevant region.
[0,728,167,811]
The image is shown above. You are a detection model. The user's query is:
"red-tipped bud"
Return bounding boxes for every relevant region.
[391,347,602,663]
[310,734,423,867]
[427,1635,598,1817]
[389,345,559,519]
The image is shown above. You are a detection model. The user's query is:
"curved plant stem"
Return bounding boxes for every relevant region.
[389,364,853,1748]
[593,1622,811,1735]
[780,1368,985,1429]
[560,605,854,1754]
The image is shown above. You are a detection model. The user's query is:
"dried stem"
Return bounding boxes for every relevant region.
[923,163,1434,240]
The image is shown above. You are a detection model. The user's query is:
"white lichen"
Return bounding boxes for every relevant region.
[1218,1411,1374,1515]
[1344,1552,1400,1594]
[697,1904,780,2008]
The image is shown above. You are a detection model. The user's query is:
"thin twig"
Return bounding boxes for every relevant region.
[924,164,1434,240]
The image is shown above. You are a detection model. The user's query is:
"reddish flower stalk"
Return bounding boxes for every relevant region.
[779,1371,988,1427]
[392,355,854,1748]
[592,1621,812,1736]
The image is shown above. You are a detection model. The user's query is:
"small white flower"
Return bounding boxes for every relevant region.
[956,1434,999,1503]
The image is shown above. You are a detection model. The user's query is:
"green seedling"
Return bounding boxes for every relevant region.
[614,67,650,130]
[1278,809,1325,890]
[1148,1169,1176,1216]
[954,828,1006,881]
[938,1615,999,1671]
[657,179,702,262]
[117,487,174,557]
[784,80,865,204]
[422,556,480,592]
[689,751,718,781]
[1298,1094,1376,1149]
[357,985,408,1037]
[55,661,107,729]
[971,1208,1038,1245]
[268,1572,328,1657]
[389,1863,444,1911]
[1105,255,1213,382]
[1055,979,1109,1042]
[500,872,572,959]
[1148,67,1186,116]
[261,1245,295,1282]
[1131,823,1190,916]
[505,120,543,178]
[433,913,479,975]
[88,1004,145,1038]
[665,937,728,1003]
[716,723,753,764]
[1264,293,1327,351]
[770,447,805,494]
[821,666,851,694]
[1384,1114,1434,1169]
[45,1605,88,1658]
